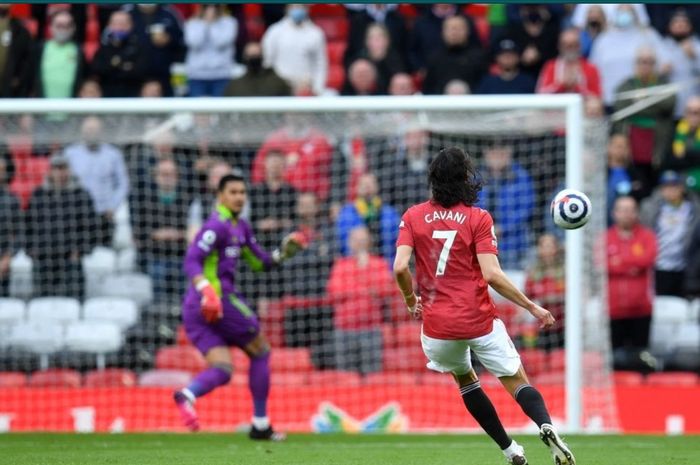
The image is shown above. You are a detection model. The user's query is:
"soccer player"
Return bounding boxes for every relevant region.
[393,147,576,465]
[174,173,304,440]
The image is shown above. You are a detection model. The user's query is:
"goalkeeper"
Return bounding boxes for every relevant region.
[175,173,306,440]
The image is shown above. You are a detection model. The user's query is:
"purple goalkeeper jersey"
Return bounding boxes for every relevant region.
[183,204,273,297]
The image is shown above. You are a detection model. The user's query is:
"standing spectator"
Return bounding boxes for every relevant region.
[667,96,700,192]
[607,133,649,224]
[25,154,98,299]
[91,10,148,97]
[336,172,399,263]
[224,42,291,97]
[127,129,193,197]
[30,4,87,44]
[32,11,86,98]
[345,4,408,69]
[508,4,561,77]
[64,116,129,246]
[606,196,657,362]
[262,4,327,96]
[423,15,487,94]
[641,171,700,297]
[613,47,676,187]
[347,23,405,94]
[475,37,536,94]
[341,58,380,96]
[536,28,602,99]
[0,3,32,97]
[571,4,651,32]
[388,72,416,96]
[326,226,396,374]
[590,4,669,107]
[125,3,185,96]
[578,5,606,58]
[184,4,237,97]
[131,158,190,302]
[662,9,700,119]
[0,150,19,296]
[477,143,535,269]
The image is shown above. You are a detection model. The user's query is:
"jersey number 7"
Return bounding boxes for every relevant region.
[432,230,457,276]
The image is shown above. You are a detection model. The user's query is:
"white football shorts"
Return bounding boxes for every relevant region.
[420,318,521,378]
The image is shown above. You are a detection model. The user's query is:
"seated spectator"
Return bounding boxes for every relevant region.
[124,3,185,96]
[0,149,20,296]
[641,171,700,297]
[336,172,399,263]
[607,133,649,224]
[345,4,408,70]
[444,79,469,95]
[32,11,86,98]
[130,158,190,302]
[662,9,700,119]
[251,115,333,200]
[341,58,380,96]
[78,78,102,98]
[525,234,565,350]
[477,143,535,269]
[607,196,657,370]
[476,38,536,94]
[92,10,148,97]
[388,72,417,96]
[262,4,327,96]
[326,226,396,374]
[0,3,32,97]
[667,96,700,192]
[140,79,163,98]
[508,4,561,77]
[536,28,601,98]
[686,218,700,297]
[184,4,237,97]
[348,23,405,94]
[224,41,291,97]
[25,154,98,299]
[423,15,487,94]
[613,47,676,187]
[578,5,606,58]
[64,116,129,246]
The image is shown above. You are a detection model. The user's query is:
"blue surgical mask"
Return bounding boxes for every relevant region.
[615,10,634,29]
[289,8,307,24]
[109,30,130,42]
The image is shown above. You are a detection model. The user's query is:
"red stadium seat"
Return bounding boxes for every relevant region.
[519,348,548,377]
[383,346,427,372]
[22,18,38,38]
[418,372,456,386]
[394,322,421,348]
[138,369,192,387]
[381,324,396,350]
[0,372,27,387]
[464,4,489,18]
[30,369,82,388]
[155,346,207,374]
[613,371,644,387]
[270,348,313,373]
[397,4,419,20]
[308,370,362,387]
[326,64,345,91]
[243,4,262,17]
[86,18,99,43]
[326,41,347,66]
[314,17,349,42]
[533,372,565,386]
[363,372,418,386]
[83,40,99,62]
[473,17,490,47]
[548,349,566,373]
[646,372,699,387]
[271,372,308,386]
[245,18,266,42]
[231,348,251,373]
[176,325,190,346]
[310,4,347,17]
[84,369,137,388]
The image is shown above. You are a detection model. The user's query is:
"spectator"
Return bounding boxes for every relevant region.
[578,5,606,58]
[444,79,469,95]
[477,143,535,269]
[388,72,416,96]
[0,3,32,97]
[224,41,291,97]
[184,4,237,97]
[613,47,676,187]
[336,172,399,263]
[508,4,561,77]
[344,4,408,70]
[607,133,649,224]
[341,58,380,96]
[662,9,700,119]
[423,15,487,94]
[667,96,700,191]
[571,4,651,31]
[140,79,163,98]
[125,3,185,96]
[78,78,102,98]
[685,218,700,297]
[606,196,657,366]
[590,4,669,107]
[32,11,86,98]
[25,154,97,299]
[641,170,700,297]
[524,234,565,350]
[130,158,190,302]
[251,115,333,200]
[64,116,129,246]
[326,226,396,374]
[0,149,19,296]
[476,37,536,94]
[536,28,602,98]
[262,4,327,96]
[348,23,405,94]
[249,150,297,251]
[92,10,148,97]
[30,4,87,44]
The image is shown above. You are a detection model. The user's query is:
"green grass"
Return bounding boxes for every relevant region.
[1,433,698,465]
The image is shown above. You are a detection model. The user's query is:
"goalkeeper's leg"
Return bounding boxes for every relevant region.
[244,334,286,441]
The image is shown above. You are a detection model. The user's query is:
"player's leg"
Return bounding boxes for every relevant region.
[421,332,527,465]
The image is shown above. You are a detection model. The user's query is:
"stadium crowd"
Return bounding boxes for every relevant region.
[0,3,699,381]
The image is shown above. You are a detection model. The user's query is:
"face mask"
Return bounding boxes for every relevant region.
[109,30,130,42]
[51,29,73,44]
[289,8,307,24]
[245,56,263,72]
[615,11,634,29]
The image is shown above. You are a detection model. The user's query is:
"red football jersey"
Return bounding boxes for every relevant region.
[396,200,499,339]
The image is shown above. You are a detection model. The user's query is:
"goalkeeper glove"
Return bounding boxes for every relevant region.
[272,231,309,264]
[197,280,222,323]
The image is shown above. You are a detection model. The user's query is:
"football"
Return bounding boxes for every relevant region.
[550,188,592,230]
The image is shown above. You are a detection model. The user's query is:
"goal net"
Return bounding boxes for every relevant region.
[0,96,613,433]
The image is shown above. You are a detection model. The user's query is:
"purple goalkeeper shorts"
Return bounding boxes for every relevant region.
[182,288,260,355]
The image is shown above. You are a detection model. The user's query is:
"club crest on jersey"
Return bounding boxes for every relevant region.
[225,246,240,258]
[424,210,466,225]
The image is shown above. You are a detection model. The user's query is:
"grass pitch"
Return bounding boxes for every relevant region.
[1,433,698,465]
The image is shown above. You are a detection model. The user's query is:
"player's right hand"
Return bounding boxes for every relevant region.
[530,304,555,330]
[405,294,423,320]
[198,282,223,323]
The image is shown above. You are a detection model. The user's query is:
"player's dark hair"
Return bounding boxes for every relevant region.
[428,147,481,207]
[217,173,246,192]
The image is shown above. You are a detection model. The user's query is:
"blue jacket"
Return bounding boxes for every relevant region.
[336,202,399,264]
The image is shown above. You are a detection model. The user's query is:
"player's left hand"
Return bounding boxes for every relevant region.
[405,294,422,319]
[276,231,309,262]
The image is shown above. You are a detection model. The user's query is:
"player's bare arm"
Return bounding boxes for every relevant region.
[476,253,555,329]
[393,245,422,317]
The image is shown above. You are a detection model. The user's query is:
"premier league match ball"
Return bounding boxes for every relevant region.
[550,188,592,230]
